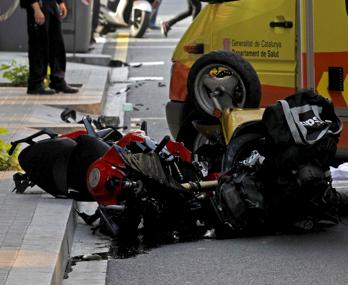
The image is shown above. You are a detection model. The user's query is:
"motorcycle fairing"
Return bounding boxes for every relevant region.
[117,130,146,148]
[115,0,133,25]
[166,140,192,163]
[87,152,127,205]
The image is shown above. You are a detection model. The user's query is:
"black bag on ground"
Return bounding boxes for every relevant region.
[214,89,342,234]
[213,153,266,235]
[261,89,342,226]
[263,89,341,146]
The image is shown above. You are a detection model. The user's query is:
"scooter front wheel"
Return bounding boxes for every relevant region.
[188,51,262,118]
[130,10,150,38]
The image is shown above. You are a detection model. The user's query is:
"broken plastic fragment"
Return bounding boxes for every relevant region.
[123,102,134,112]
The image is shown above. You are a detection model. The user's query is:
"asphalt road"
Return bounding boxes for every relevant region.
[107,221,348,285]
[106,1,348,284]
[121,1,189,141]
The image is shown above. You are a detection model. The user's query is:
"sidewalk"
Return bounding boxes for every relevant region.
[0,50,128,285]
[0,171,75,285]
[0,53,110,115]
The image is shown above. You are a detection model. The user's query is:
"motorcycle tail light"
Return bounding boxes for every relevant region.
[184,43,204,54]
[88,167,101,189]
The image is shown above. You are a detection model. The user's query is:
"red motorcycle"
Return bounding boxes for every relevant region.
[84,129,217,239]
[11,116,216,240]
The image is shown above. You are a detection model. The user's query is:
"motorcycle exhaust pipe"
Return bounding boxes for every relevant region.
[100,205,126,212]
[181,180,218,191]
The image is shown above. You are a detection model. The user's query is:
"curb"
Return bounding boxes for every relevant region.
[5,196,76,285]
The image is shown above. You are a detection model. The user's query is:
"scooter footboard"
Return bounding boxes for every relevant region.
[133,0,152,12]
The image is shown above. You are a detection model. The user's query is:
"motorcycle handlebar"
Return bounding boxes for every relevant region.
[154,135,171,154]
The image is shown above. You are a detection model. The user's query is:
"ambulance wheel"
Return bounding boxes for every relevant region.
[188,50,261,118]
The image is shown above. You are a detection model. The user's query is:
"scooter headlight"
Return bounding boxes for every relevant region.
[88,168,101,189]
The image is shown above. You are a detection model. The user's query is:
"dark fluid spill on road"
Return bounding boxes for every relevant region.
[108,235,150,259]
[108,228,203,259]
[65,231,188,277]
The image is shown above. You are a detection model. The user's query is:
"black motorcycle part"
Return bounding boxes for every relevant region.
[12,172,35,193]
[67,135,110,201]
[18,137,77,198]
[9,128,58,155]
[222,133,265,172]
[154,136,170,154]
[75,208,100,225]
[60,108,77,123]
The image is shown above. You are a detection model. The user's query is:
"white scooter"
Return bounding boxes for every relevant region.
[99,0,152,38]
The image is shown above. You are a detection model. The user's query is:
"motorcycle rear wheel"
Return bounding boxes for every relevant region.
[130,10,150,38]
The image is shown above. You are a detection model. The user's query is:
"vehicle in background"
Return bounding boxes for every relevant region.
[99,0,152,38]
[166,0,348,158]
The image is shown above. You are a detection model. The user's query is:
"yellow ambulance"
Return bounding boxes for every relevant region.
[166,0,348,157]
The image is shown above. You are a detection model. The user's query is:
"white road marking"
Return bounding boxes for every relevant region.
[128,77,164,81]
[131,117,166,121]
[129,61,165,66]
[130,38,182,42]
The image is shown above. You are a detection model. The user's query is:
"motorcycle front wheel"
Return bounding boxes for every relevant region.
[130,9,150,38]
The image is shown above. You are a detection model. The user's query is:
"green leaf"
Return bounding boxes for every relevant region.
[0,128,9,135]
[0,128,21,171]
[1,60,29,86]
[0,64,10,71]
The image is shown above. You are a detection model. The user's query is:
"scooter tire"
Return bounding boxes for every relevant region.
[130,10,150,38]
[188,50,262,118]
